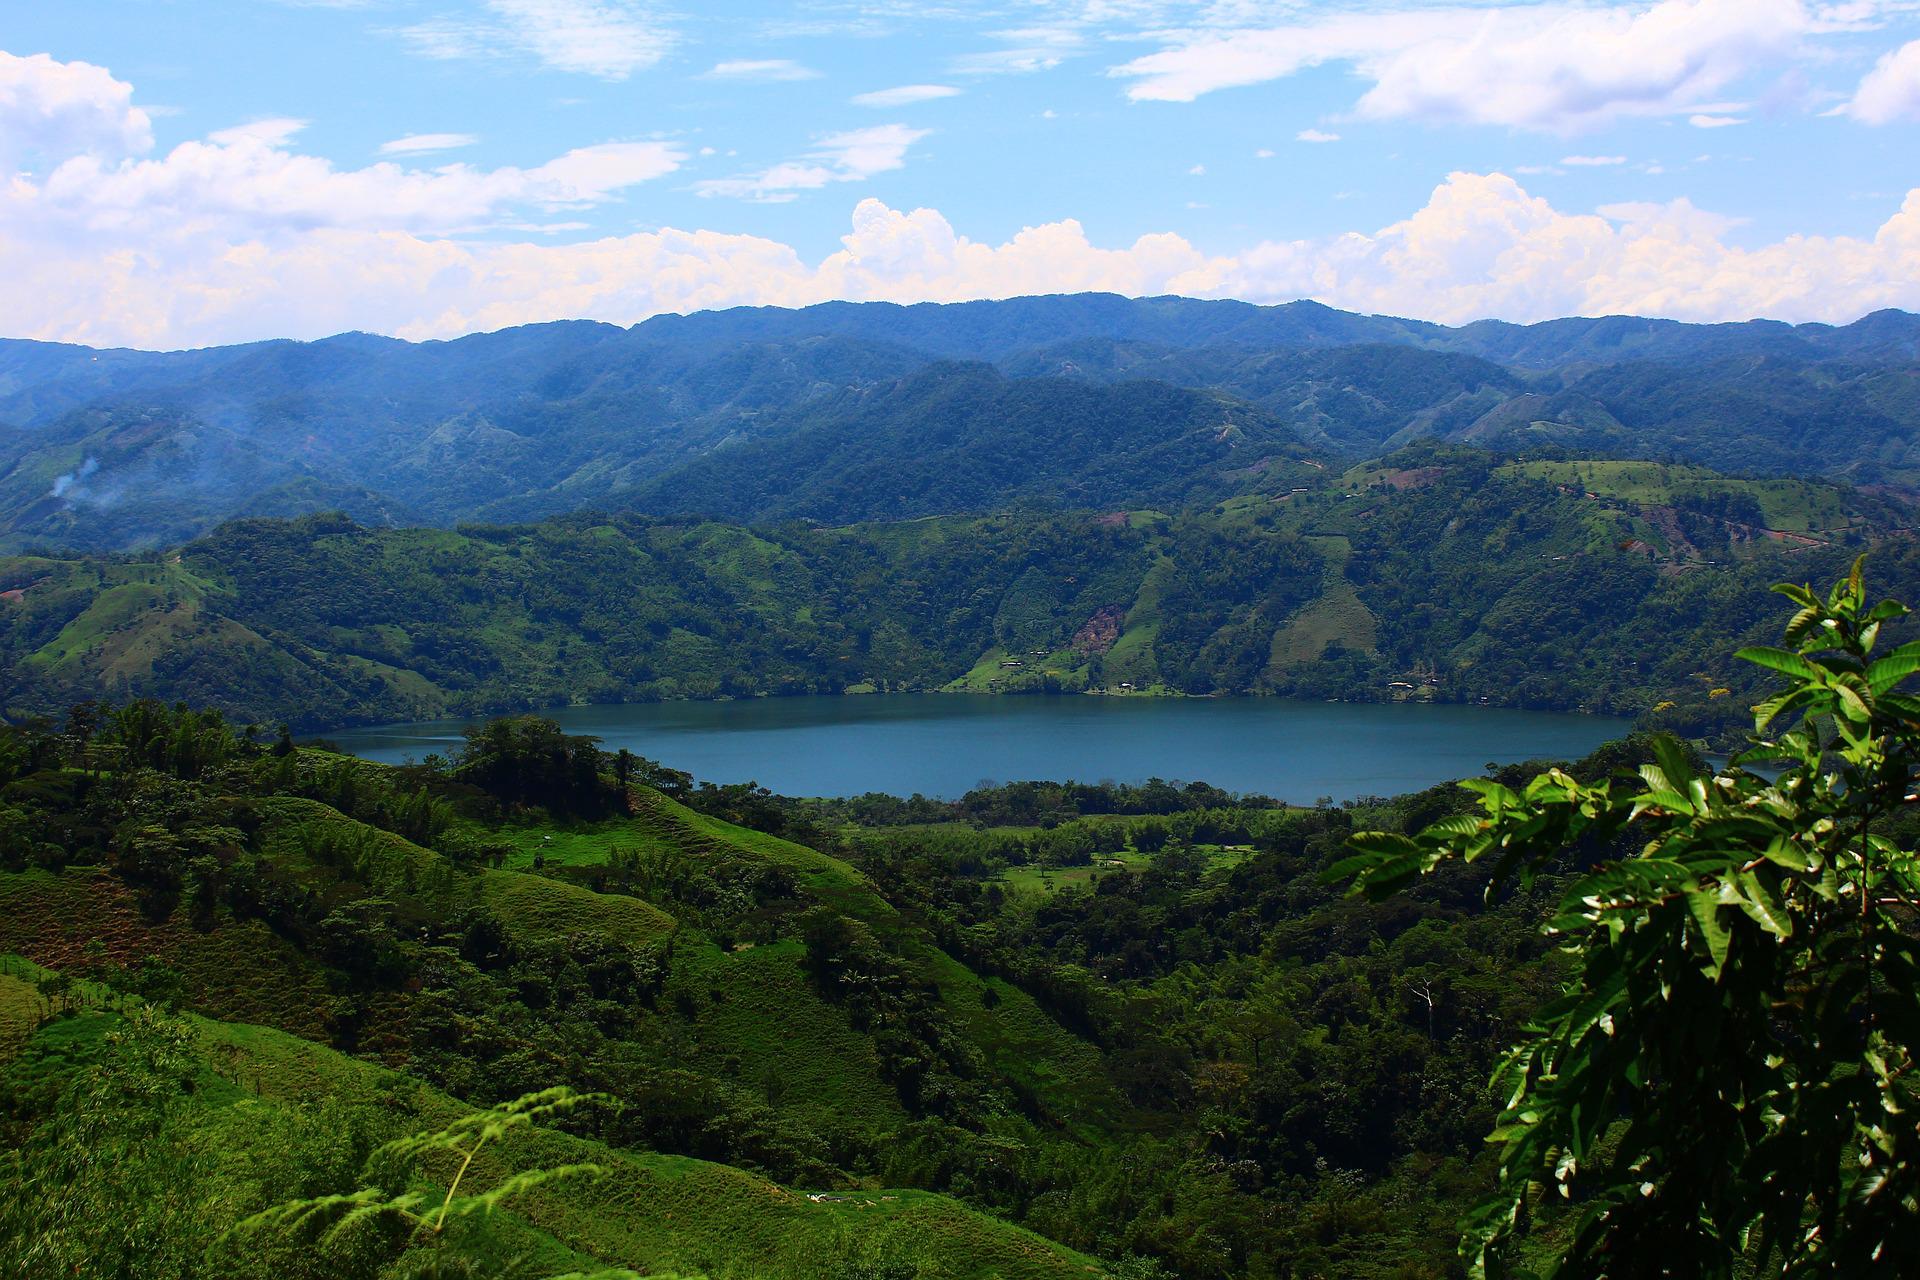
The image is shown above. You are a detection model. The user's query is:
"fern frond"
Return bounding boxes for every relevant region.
[453,1163,609,1218]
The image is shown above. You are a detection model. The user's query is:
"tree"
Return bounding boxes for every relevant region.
[453,716,612,818]
[1338,559,1920,1278]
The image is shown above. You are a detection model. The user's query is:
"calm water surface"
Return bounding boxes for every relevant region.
[328,695,1630,802]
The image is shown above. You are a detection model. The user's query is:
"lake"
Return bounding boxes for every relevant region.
[326,695,1632,803]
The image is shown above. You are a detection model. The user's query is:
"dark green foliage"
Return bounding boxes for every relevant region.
[1,295,1917,551]
[453,717,618,820]
[628,363,1310,524]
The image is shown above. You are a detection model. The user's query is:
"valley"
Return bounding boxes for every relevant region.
[5,295,1920,1280]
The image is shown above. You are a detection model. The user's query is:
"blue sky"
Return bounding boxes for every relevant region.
[4,1,1920,346]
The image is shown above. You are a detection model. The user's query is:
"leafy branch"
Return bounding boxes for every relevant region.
[1336,557,1920,1278]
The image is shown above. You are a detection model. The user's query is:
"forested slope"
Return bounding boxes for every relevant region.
[0,450,1906,735]
[0,700,1698,1277]
[2,294,1918,551]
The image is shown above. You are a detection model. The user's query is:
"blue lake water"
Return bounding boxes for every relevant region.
[326,694,1632,803]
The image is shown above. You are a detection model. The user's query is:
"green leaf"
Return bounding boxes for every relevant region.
[1866,649,1920,693]
[1731,871,1792,938]
[1759,836,1815,874]
[1459,777,1520,810]
[1736,646,1820,681]
[1650,736,1696,792]
[1685,886,1732,977]
[1771,582,1818,608]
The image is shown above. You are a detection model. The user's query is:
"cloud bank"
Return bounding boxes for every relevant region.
[4,48,1920,348]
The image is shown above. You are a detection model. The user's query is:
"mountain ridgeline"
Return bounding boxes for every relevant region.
[1,293,1918,551]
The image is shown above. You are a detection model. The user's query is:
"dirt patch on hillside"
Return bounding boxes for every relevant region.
[1372,467,1445,490]
[1073,606,1126,654]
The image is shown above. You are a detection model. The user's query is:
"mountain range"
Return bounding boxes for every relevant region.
[2,294,1919,551]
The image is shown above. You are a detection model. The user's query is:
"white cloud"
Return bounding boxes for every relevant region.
[1254,147,1275,158]
[1189,163,1206,175]
[0,50,153,172]
[24,110,680,239]
[11,168,1920,350]
[1112,0,1813,133]
[951,26,1084,76]
[695,123,929,201]
[1843,38,1920,123]
[707,59,820,81]
[1689,113,1747,127]
[398,0,674,80]
[852,84,961,107]
[379,132,480,155]
[1562,154,1628,165]
[6,55,1920,348]
[1296,128,1339,143]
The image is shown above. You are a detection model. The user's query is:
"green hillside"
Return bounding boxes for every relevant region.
[1,449,1911,738]
[0,697,1666,1278]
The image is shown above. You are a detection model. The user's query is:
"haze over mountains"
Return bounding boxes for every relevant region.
[2,293,1919,552]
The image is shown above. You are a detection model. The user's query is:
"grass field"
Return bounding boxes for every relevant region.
[1500,460,1865,534]
[998,845,1256,897]
[1268,534,1380,669]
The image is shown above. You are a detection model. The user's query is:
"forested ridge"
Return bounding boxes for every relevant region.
[1,447,1910,738]
[2,294,1919,552]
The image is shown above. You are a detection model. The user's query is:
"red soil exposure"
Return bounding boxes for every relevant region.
[1093,511,1130,528]
[1072,605,1126,654]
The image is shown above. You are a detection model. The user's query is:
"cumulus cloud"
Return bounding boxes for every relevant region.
[852,84,961,107]
[1562,155,1628,166]
[19,109,680,240]
[397,0,674,80]
[1296,129,1339,143]
[1843,38,1920,123]
[10,166,1920,350]
[7,51,1920,350]
[379,132,480,155]
[1112,0,1812,133]
[0,50,153,172]
[694,123,929,202]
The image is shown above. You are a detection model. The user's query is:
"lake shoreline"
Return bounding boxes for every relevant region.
[304,681,1635,740]
[326,692,1636,804]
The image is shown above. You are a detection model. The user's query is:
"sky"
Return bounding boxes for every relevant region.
[4,0,1920,348]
